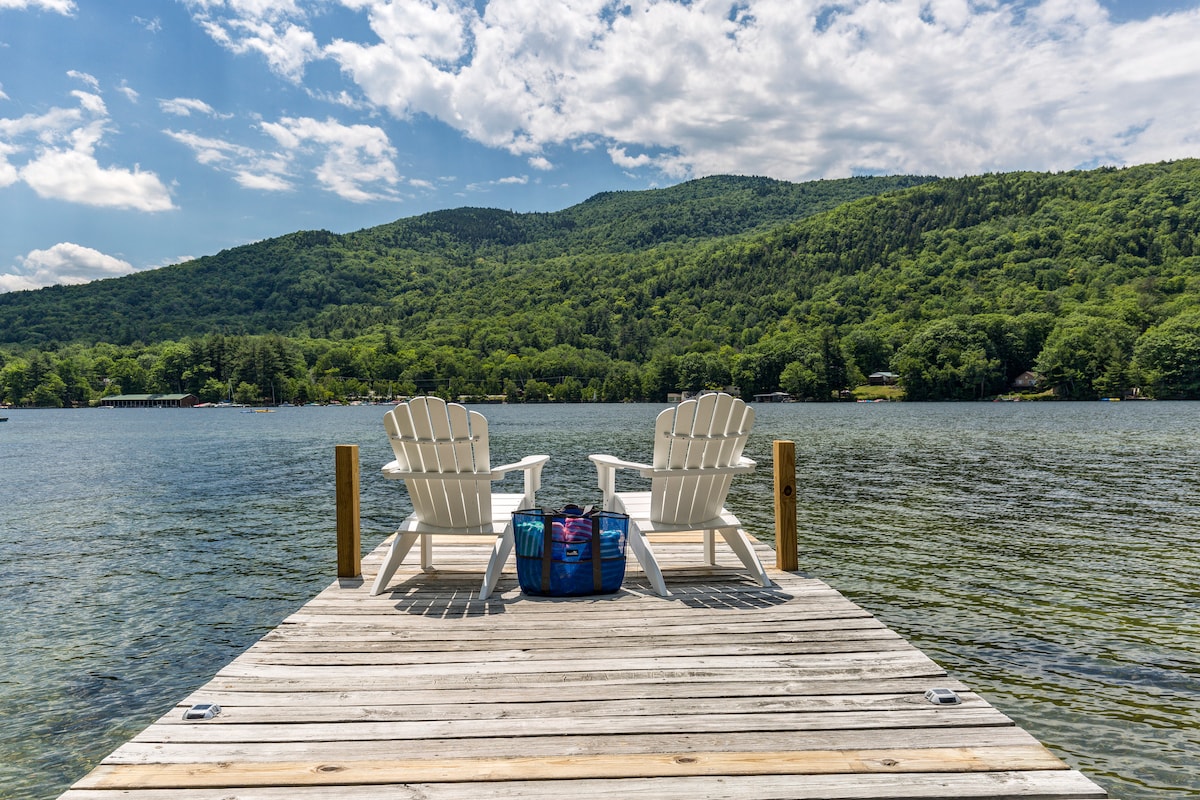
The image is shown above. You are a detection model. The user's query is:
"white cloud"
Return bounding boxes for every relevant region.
[133,15,162,33]
[184,0,320,80]
[166,128,294,186]
[168,115,400,201]
[0,243,134,293]
[0,0,75,13]
[190,0,305,19]
[464,173,532,194]
[608,147,653,170]
[66,70,99,91]
[70,90,106,115]
[0,83,175,211]
[234,19,320,79]
[165,129,249,165]
[260,115,400,201]
[235,169,294,191]
[191,0,1200,182]
[0,142,19,187]
[116,81,139,103]
[21,147,175,211]
[160,97,219,117]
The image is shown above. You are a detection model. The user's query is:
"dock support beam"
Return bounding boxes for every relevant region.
[773,439,798,572]
[335,444,361,578]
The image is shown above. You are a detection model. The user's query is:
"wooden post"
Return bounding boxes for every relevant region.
[335,444,361,579]
[773,440,798,572]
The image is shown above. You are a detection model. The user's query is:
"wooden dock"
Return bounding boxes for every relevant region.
[62,533,1109,799]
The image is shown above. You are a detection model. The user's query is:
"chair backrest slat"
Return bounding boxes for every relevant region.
[649,393,754,525]
[385,396,492,529]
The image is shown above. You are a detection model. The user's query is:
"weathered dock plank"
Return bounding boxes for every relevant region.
[60,533,1109,799]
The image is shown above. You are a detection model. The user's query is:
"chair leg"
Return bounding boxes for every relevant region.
[628,525,669,597]
[420,535,434,572]
[704,529,716,565]
[719,527,773,587]
[479,525,515,601]
[370,531,421,596]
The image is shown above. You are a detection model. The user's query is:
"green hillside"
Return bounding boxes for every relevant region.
[2,162,1200,406]
[0,174,931,345]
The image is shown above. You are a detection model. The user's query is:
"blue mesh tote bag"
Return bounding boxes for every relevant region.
[512,505,629,596]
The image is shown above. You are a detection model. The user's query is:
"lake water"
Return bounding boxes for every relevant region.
[1,402,1197,799]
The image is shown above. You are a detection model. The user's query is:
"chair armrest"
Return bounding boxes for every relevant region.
[589,454,653,508]
[380,459,408,480]
[589,453,653,476]
[490,453,550,478]
[381,453,549,508]
[588,454,755,509]
[489,453,550,507]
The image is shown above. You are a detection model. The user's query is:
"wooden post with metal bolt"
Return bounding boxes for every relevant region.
[335,444,361,579]
[774,440,798,571]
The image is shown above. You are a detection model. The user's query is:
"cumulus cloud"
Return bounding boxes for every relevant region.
[0,243,134,293]
[185,0,319,80]
[168,115,400,201]
[0,81,175,211]
[21,147,175,210]
[0,0,75,13]
[186,0,1200,182]
[0,143,19,187]
[260,115,400,200]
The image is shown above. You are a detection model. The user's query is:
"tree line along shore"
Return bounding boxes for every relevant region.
[3,161,1200,405]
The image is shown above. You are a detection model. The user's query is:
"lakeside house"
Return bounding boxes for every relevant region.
[101,393,200,408]
[868,371,899,385]
[1012,371,1040,390]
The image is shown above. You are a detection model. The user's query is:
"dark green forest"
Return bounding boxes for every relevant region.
[2,162,1200,406]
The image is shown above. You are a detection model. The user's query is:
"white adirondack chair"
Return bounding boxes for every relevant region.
[589,393,772,596]
[371,396,549,600]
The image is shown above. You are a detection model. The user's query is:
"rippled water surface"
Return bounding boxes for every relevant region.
[1,402,1197,799]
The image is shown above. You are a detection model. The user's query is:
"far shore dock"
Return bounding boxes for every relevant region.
[60,525,1109,799]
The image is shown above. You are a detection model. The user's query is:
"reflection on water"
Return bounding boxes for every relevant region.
[1,402,1198,799]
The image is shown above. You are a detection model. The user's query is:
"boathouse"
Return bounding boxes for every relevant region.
[101,393,199,408]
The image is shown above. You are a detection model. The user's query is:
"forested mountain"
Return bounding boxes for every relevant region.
[2,162,1200,406]
[0,174,931,345]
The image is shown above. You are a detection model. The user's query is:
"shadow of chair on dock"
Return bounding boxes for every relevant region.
[375,569,795,618]
[665,581,794,610]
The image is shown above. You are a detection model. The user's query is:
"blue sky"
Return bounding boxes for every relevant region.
[2,0,1199,292]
